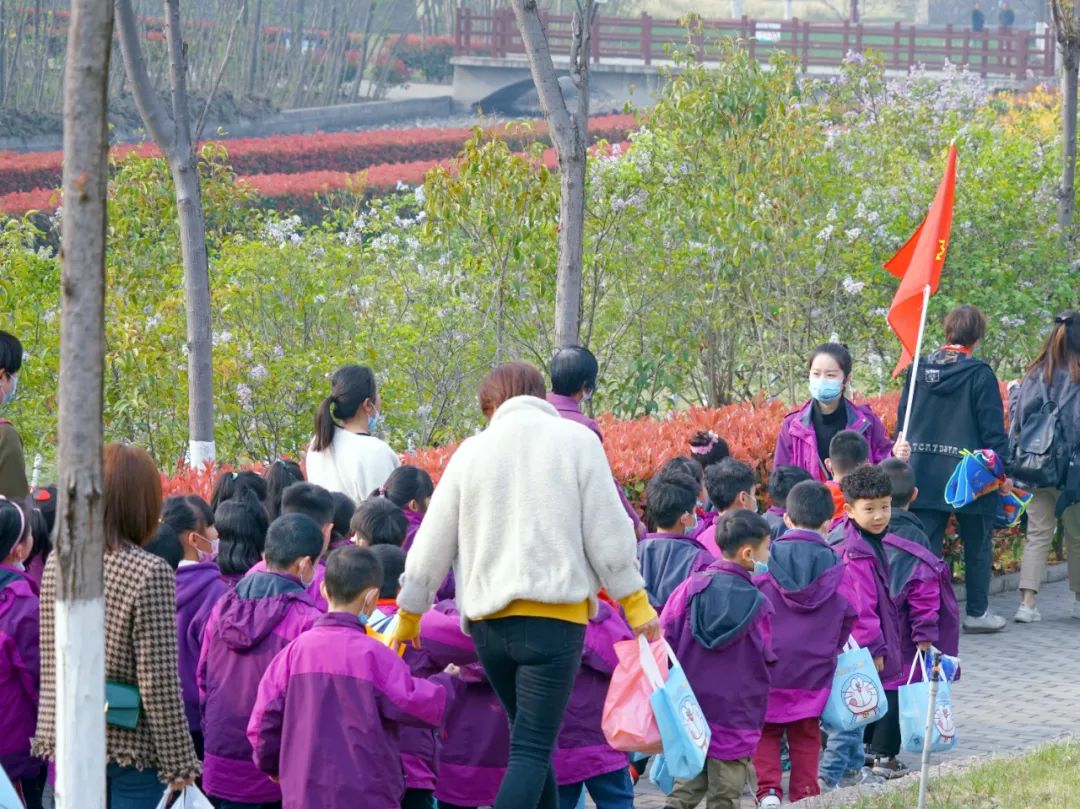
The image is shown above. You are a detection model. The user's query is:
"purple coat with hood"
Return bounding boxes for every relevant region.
[198,570,323,804]
[774,399,894,481]
[637,532,714,611]
[554,600,632,785]
[249,557,329,612]
[374,600,479,791]
[0,563,40,779]
[402,509,424,552]
[882,511,960,689]
[175,561,228,731]
[247,611,448,809]
[661,561,775,760]
[835,519,903,684]
[756,530,855,723]
[546,392,645,537]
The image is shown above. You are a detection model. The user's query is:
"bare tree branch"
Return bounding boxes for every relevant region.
[196,0,248,143]
[115,0,175,150]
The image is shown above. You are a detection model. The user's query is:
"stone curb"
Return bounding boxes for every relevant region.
[954,561,1068,602]
[795,733,1077,808]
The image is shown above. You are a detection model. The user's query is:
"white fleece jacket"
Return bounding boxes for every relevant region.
[397,395,644,627]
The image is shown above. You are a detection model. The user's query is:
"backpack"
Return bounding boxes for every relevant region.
[1008,375,1076,489]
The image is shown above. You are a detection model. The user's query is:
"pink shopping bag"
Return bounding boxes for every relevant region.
[601,636,669,754]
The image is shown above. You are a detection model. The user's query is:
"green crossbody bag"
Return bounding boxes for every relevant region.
[104,681,142,729]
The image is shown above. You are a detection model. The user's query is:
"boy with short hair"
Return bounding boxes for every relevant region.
[351,497,409,548]
[699,458,759,557]
[199,513,326,807]
[248,545,448,809]
[637,471,714,610]
[819,464,902,791]
[752,481,855,806]
[661,511,775,809]
[764,465,813,539]
[825,430,870,524]
[865,460,960,779]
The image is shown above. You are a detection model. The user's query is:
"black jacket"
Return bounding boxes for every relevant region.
[897,349,1009,514]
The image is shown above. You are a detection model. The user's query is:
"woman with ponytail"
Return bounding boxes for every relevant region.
[1011,311,1080,623]
[307,365,400,504]
[0,497,43,808]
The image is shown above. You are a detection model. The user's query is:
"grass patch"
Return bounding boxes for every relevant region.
[844,741,1080,808]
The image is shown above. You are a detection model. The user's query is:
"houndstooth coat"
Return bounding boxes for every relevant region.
[32,542,201,784]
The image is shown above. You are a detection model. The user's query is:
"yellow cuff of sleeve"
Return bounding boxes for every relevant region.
[618,589,657,630]
[392,609,423,642]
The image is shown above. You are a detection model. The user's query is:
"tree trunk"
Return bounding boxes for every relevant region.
[1060,43,1078,232]
[55,0,112,804]
[116,0,216,466]
[509,0,592,348]
[245,0,263,96]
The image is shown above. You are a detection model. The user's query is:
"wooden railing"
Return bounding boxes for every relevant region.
[454,10,1055,80]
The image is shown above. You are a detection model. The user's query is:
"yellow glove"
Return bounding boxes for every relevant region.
[390,609,422,648]
[618,589,658,633]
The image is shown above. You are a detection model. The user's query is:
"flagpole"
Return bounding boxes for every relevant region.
[900,283,932,440]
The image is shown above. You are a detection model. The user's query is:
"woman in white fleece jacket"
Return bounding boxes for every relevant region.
[394,361,658,809]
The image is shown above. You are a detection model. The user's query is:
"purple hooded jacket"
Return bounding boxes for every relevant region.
[546,392,645,538]
[756,530,855,723]
[554,600,632,785]
[637,532,714,610]
[432,662,510,806]
[661,561,775,760]
[0,564,40,780]
[882,511,960,689]
[402,509,424,553]
[249,558,328,612]
[198,570,323,804]
[835,519,903,684]
[247,611,447,809]
[774,399,894,482]
[374,600,478,791]
[175,561,228,732]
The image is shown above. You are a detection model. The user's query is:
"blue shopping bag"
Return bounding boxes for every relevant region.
[638,636,711,780]
[900,651,958,754]
[821,637,888,732]
[648,753,675,795]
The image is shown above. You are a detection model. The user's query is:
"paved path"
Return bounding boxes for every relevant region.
[607,578,1080,808]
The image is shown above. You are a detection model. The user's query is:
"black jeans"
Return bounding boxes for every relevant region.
[912,508,992,617]
[471,616,586,809]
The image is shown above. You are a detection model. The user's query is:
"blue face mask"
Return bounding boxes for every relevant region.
[2,373,17,406]
[753,560,769,576]
[368,411,384,435]
[808,377,843,404]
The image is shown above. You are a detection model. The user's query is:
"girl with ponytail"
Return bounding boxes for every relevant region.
[306,365,400,504]
[0,496,44,806]
[369,465,435,551]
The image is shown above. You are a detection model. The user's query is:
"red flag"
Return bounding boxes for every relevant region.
[885,145,957,376]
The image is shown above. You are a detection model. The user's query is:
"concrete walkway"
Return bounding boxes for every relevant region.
[616,578,1079,808]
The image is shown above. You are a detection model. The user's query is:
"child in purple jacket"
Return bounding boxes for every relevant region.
[820,464,903,791]
[698,459,760,558]
[637,471,714,610]
[367,545,479,809]
[0,499,43,809]
[660,511,775,809]
[554,598,634,809]
[198,513,325,807]
[752,481,855,806]
[248,545,447,809]
[866,460,961,779]
[162,495,228,757]
[369,465,434,552]
[763,465,813,540]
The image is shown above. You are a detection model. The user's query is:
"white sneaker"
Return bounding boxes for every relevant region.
[1014,604,1041,623]
[963,610,1007,633]
[759,795,782,809]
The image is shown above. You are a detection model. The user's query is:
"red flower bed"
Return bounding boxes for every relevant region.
[0,114,635,198]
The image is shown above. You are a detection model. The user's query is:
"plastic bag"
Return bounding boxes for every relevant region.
[154,785,215,809]
[601,636,668,754]
[638,636,711,780]
[821,637,888,732]
[648,753,675,795]
[900,651,957,754]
